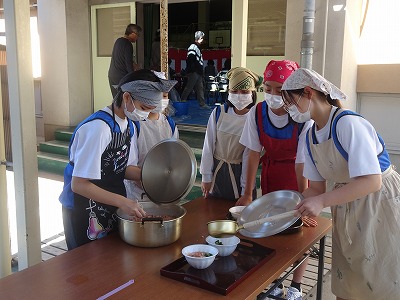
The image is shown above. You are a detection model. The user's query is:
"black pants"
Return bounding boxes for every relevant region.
[181,72,205,106]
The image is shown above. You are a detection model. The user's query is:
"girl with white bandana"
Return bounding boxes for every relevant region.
[59,69,176,250]
[124,71,179,203]
[200,67,261,201]
[282,68,400,300]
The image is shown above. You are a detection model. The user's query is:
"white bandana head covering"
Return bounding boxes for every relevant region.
[282,68,347,100]
[120,79,177,106]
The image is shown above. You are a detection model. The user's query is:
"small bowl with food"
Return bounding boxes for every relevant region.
[205,235,240,256]
[182,244,218,269]
[229,206,246,220]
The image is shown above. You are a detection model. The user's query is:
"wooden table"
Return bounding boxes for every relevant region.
[0,197,331,300]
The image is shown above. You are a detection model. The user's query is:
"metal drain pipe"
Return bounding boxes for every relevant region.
[300,0,316,69]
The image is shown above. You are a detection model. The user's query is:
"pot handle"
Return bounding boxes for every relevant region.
[141,217,164,226]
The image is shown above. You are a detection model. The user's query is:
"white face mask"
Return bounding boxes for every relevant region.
[228,93,253,111]
[287,96,311,123]
[133,108,150,120]
[264,93,284,109]
[124,100,150,121]
[124,100,137,120]
[152,99,169,113]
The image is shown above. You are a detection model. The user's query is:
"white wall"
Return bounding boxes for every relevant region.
[38,0,91,137]
[65,0,92,124]
[359,93,400,170]
[338,0,362,112]
[246,55,284,102]
[38,0,69,130]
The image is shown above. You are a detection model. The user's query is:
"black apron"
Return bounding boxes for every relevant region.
[63,109,132,250]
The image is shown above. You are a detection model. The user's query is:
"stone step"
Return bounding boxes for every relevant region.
[178,125,206,149]
[54,127,74,142]
[39,140,69,156]
[37,151,68,176]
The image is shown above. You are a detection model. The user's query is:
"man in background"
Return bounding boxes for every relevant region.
[181,31,207,108]
[108,24,142,98]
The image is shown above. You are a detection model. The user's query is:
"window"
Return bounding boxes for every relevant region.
[247,0,286,56]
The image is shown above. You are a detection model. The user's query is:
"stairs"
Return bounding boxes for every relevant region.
[37,124,260,201]
[37,127,73,176]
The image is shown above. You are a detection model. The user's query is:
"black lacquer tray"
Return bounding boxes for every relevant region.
[160,240,275,295]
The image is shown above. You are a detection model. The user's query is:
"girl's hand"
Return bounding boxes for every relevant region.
[296,195,325,217]
[120,198,146,218]
[202,182,212,198]
[236,194,252,206]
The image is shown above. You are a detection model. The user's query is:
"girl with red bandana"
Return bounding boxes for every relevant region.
[238,60,315,300]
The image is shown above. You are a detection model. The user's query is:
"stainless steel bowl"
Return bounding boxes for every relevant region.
[238,190,303,238]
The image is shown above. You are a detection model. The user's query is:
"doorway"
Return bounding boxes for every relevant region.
[90,3,136,111]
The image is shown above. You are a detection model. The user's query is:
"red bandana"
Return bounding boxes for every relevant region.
[263,60,299,84]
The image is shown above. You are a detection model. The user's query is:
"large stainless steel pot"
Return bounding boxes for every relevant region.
[117,138,196,247]
[116,202,186,247]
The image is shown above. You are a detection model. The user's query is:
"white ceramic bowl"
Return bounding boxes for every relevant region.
[229,206,246,220]
[205,235,240,256]
[182,244,218,269]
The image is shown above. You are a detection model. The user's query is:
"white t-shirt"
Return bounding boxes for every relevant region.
[304,107,383,181]
[200,105,250,193]
[239,103,312,164]
[70,107,138,180]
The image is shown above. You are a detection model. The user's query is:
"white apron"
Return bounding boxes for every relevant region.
[210,107,246,200]
[308,118,400,299]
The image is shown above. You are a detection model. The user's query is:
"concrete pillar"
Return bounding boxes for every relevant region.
[4,0,41,270]
[38,0,91,138]
[231,0,248,67]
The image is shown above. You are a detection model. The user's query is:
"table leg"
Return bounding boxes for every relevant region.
[259,253,310,300]
[316,236,326,300]
[260,235,327,300]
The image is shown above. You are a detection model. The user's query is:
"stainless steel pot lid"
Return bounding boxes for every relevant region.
[141,138,197,204]
[237,190,303,238]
